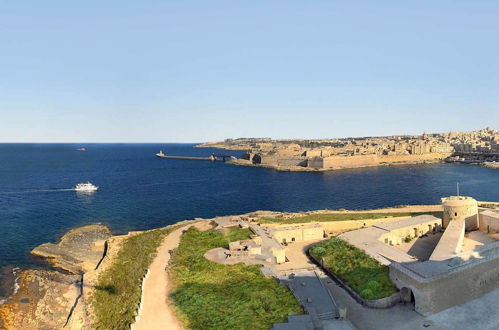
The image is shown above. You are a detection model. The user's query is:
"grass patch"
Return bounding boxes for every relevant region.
[310,237,396,300]
[170,227,302,330]
[91,226,174,330]
[259,212,443,224]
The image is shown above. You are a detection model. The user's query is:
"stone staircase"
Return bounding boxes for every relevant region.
[317,311,337,320]
[271,314,314,330]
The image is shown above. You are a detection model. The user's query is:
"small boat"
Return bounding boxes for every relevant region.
[74,182,99,192]
[77,148,86,152]
[156,150,165,157]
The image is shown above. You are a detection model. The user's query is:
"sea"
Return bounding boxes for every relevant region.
[1,143,499,299]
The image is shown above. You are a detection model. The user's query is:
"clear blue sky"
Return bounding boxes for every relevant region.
[1,1,498,142]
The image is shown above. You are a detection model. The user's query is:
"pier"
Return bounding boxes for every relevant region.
[155,151,233,162]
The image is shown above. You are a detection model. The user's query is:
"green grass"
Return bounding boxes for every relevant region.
[259,212,443,224]
[310,237,396,300]
[169,227,302,330]
[91,226,175,330]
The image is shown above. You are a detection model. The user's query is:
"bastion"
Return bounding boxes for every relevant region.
[338,196,499,315]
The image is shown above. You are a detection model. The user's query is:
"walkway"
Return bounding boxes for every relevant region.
[132,221,208,330]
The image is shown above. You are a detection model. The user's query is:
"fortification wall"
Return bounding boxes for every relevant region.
[263,216,410,234]
[311,153,449,169]
[479,211,499,233]
[378,219,441,246]
[390,246,499,315]
[276,158,308,167]
[442,197,478,230]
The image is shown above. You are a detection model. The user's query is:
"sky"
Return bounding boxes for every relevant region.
[1,1,499,142]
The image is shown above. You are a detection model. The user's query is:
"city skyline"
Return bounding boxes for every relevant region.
[1,1,499,142]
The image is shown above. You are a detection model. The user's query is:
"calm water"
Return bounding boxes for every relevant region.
[1,143,499,295]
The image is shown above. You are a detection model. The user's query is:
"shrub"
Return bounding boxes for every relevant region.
[310,238,396,300]
[169,227,302,330]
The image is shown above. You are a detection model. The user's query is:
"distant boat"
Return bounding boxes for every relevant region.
[156,150,165,157]
[76,148,86,152]
[74,182,99,192]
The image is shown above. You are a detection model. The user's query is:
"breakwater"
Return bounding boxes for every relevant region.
[156,153,216,161]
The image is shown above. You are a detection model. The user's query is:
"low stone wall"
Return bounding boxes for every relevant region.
[130,269,150,329]
[307,250,401,309]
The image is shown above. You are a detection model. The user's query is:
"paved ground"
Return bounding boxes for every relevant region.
[281,270,337,317]
[462,230,497,252]
[132,221,209,330]
[395,233,442,260]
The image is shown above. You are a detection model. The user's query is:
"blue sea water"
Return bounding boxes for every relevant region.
[1,143,499,294]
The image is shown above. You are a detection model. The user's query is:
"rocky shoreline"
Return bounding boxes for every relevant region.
[483,162,499,170]
[0,220,198,329]
[0,224,111,329]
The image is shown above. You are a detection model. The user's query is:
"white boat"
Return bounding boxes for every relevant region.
[74,182,99,192]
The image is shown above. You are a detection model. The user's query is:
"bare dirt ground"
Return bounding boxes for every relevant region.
[132,221,210,330]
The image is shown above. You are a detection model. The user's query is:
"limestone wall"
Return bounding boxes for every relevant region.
[378,219,441,246]
[309,153,449,169]
[276,157,308,167]
[263,216,411,235]
[272,226,323,244]
[479,211,499,233]
[390,243,499,315]
[442,197,478,230]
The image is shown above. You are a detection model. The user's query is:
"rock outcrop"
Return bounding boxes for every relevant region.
[31,224,111,274]
[0,224,111,330]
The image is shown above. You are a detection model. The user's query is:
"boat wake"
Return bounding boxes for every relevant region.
[0,188,75,195]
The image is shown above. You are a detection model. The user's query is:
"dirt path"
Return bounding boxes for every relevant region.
[132,221,208,330]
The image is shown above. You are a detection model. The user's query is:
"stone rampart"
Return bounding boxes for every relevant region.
[310,153,449,169]
[390,242,499,315]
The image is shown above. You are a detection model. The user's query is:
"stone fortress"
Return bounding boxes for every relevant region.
[340,196,499,315]
[209,196,499,318]
[197,127,499,170]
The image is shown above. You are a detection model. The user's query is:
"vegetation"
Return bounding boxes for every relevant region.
[310,237,396,300]
[259,211,443,224]
[404,235,413,243]
[169,227,302,330]
[91,226,175,330]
